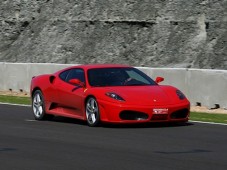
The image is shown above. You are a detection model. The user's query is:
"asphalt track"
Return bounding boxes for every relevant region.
[1,104,227,170]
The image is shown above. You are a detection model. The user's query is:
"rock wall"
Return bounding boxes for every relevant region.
[0,0,226,69]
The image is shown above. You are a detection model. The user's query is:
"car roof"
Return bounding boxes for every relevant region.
[79,64,131,69]
[55,64,133,74]
[67,64,131,70]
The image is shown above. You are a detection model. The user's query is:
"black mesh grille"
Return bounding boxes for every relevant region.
[151,114,168,120]
[120,111,148,120]
[170,109,189,119]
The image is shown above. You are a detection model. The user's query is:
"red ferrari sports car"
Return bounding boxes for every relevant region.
[30,64,190,126]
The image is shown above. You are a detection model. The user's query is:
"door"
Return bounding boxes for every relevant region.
[57,68,86,114]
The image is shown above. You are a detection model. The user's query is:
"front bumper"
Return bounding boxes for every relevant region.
[98,99,190,123]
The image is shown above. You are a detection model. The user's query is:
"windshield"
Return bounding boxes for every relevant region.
[88,67,157,87]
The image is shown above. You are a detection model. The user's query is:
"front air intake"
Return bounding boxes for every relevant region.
[170,109,189,119]
[120,111,148,120]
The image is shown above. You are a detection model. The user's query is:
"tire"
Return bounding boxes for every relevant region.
[32,90,52,120]
[85,97,100,127]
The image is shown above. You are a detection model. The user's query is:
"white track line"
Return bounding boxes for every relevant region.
[25,119,37,122]
[190,120,227,126]
[0,102,30,107]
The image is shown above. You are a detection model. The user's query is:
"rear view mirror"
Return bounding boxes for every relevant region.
[155,77,164,84]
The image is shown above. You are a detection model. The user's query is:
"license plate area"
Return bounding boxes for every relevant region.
[153,108,168,114]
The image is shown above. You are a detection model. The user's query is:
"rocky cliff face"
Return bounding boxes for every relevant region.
[0,0,226,69]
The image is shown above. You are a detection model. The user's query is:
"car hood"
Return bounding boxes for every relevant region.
[102,85,176,106]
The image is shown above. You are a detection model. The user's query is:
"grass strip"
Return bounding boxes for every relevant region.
[190,112,227,124]
[0,95,31,105]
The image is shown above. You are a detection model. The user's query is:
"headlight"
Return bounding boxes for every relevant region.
[176,90,186,100]
[105,92,125,101]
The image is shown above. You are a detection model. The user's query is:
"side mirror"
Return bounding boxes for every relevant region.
[69,79,84,87]
[155,77,164,84]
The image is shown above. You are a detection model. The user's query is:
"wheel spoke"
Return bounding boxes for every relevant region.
[33,98,38,115]
[86,103,93,113]
[87,113,92,122]
[37,110,41,116]
[91,113,96,123]
[34,96,36,103]
[37,94,41,102]
[91,99,95,109]
[33,101,39,108]
[38,106,43,114]
[93,107,98,113]
[35,107,39,116]
[33,105,38,113]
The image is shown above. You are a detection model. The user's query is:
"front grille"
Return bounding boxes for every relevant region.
[170,109,189,119]
[120,111,148,120]
[151,114,168,120]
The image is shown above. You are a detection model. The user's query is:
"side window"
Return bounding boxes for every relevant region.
[65,69,85,83]
[59,69,70,81]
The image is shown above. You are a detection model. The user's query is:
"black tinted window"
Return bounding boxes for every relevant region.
[59,69,70,81]
[65,69,85,83]
[88,67,156,87]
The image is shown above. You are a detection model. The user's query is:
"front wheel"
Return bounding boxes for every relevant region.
[85,97,100,127]
[32,90,52,120]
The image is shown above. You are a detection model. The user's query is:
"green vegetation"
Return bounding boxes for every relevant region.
[190,112,227,124]
[0,95,227,124]
[0,95,31,105]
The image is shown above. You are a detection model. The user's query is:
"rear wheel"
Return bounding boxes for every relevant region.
[32,90,52,120]
[85,97,100,127]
